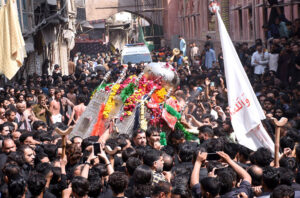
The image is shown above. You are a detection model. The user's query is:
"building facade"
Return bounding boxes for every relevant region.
[163,0,300,51]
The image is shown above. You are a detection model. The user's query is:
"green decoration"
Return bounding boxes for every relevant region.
[160,132,167,146]
[120,83,136,103]
[164,104,181,120]
[175,122,198,141]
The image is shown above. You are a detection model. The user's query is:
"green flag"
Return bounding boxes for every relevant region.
[138,25,154,51]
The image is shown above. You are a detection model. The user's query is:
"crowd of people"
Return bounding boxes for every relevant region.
[0,17,299,197]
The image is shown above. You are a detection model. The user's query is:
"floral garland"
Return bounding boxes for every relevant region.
[151,88,167,103]
[103,83,120,119]
[140,100,147,131]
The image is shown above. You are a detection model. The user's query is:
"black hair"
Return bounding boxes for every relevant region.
[126,157,142,176]
[250,147,273,167]
[263,166,280,190]
[143,149,162,167]
[145,126,159,138]
[36,162,53,177]
[280,136,295,151]
[108,171,128,195]
[217,171,234,195]
[198,125,214,137]
[271,185,295,198]
[133,165,153,185]
[19,132,34,144]
[32,121,47,131]
[278,167,294,186]
[27,173,46,196]
[72,176,89,197]
[151,181,171,197]
[224,143,239,159]
[178,141,198,162]
[42,144,58,161]
[8,177,27,198]
[200,177,220,197]
[122,147,137,162]
[279,157,297,171]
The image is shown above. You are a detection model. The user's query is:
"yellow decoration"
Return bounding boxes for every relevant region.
[103,84,120,118]
[140,100,147,131]
[155,88,167,103]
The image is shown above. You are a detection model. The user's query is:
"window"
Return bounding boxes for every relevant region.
[248,7,253,39]
[193,16,197,38]
[238,9,243,38]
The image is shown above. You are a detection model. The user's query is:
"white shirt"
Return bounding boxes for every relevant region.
[251,51,269,75]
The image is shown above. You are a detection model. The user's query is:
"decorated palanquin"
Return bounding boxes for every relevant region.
[70,62,197,141]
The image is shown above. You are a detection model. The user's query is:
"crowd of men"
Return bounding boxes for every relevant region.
[0,16,299,198]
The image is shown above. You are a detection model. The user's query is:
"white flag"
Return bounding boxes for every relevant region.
[216,11,274,153]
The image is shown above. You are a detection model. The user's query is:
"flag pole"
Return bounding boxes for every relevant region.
[272,117,288,167]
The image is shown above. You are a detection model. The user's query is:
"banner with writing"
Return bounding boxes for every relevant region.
[216,11,274,153]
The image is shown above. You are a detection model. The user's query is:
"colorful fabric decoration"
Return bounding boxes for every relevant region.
[175,122,197,141]
[160,132,167,146]
[120,83,136,103]
[90,82,112,99]
[91,103,106,136]
[162,98,181,130]
[164,104,181,120]
[103,83,120,118]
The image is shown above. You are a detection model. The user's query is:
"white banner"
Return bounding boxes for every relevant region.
[216,11,274,153]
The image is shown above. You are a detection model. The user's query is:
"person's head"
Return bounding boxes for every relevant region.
[206,35,211,40]
[151,181,172,198]
[201,114,212,126]
[262,166,280,191]
[256,44,264,55]
[205,43,211,50]
[122,147,137,162]
[54,90,61,100]
[292,43,299,54]
[37,94,46,105]
[0,122,12,136]
[178,141,197,162]
[0,107,5,118]
[126,157,142,176]
[5,109,16,122]
[133,164,153,184]
[27,173,46,197]
[247,165,263,186]
[163,153,173,172]
[8,177,27,198]
[250,147,273,167]
[143,149,164,172]
[2,137,16,154]
[146,127,160,147]
[108,171,128,196]
[200,177,220,198]
[72,176,89,198]
[132,130,147,147]
[77,94,86,104]
[178,35,183,39]
[169,130,185,147]
[271,185,295,198]
[16,102,26,114]
[19,132,35,146]
[71,136,83,148]
[263,97,275,111]
[198,125,214,143]
[18,145,35,166]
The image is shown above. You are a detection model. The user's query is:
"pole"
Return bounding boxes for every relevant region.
[55,126,74,159]
[272,117,288,167]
